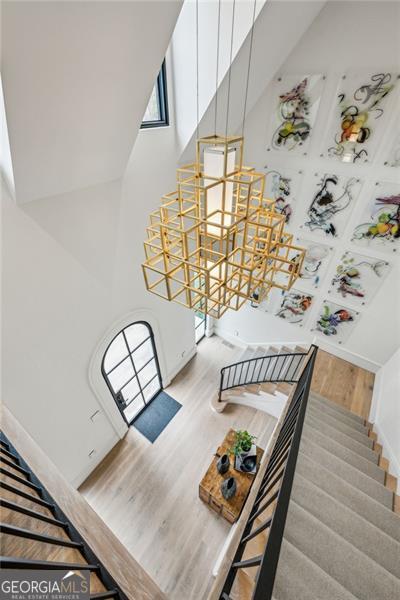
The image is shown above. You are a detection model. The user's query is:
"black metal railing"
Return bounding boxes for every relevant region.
[218,349,308,401]
[219,344,318,599]
[0,431,128,600]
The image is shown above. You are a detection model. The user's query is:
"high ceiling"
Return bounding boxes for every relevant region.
[2,1,183,203]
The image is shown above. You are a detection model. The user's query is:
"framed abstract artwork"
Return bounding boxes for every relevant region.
[328,251,390,306]
[351,181,400,252]
[267,74,325,155]
[322,71,398,164]
[296,237,333,289]
[312,300,359,344]
[275,289,314,326]
[264,166,303,225]
[301,173,362,238]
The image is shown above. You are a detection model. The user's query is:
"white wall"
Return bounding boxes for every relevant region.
[216,1,400,371]
[1,2,193,488]
[2,1,183,204]
[1,178,122,486]
[1,140,196,488]
[370,348,400,491]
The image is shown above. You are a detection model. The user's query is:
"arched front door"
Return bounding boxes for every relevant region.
[102,321,162,425]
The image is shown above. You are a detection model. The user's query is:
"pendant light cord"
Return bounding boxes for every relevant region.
[225,0,236,138]
[242,0,257,137]
[196,0,199,141]
[214,0,221,136]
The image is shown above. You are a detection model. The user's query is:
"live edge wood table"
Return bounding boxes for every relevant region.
[199,428,263,524]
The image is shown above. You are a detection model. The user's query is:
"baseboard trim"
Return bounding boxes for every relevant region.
[316,338,381,373]
[73,433,120,489]
[215,328,308,351]
[215,327,381,373]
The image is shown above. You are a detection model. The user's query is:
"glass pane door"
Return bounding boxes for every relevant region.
[102,322,162,424]
[195,311,206,343]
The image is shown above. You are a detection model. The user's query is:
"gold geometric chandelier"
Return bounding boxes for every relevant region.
[142,134,305,318]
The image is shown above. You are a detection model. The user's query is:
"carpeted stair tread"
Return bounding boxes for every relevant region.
[309,397,369,434]
[291,473,400,578]
[306,405,374,448]
[273,539,358,600]
[301,427,385,484]
[304,416,378,463]
[284,501,400,600]
[303,418,379,466]
[299,438,390,504]
[297,451,398,537]
[310,393,365,424]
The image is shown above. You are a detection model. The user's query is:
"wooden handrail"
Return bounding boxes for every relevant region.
[207,345,315,600]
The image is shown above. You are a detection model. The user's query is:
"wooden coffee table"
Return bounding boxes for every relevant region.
[199,428,263,523]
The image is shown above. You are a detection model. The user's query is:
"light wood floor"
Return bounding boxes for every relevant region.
[311,349,374,420]
[80,336,277,600]
[80,338,375,599]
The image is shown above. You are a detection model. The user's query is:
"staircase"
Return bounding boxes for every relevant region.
[213,344,308,418]
[269,393,399,600]
[210,346,400,600]
[1,407,166,600]
[0,432,128,599]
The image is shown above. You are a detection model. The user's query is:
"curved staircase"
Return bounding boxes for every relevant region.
[213,345,308,418]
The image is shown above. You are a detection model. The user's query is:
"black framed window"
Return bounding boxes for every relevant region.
[141,61,169,129]
[102,322,162,425]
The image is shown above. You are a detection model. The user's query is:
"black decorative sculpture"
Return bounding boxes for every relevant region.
[217,454,230,474]
[221,477,237,500]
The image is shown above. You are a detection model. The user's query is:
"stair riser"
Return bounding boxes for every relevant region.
[306,406,374,448]
[310,393,365,424]
[309,398,369,434]
[273,540,357,600]
[304,418,378,464]
[297,452,399,539]
[284,502,400,600]
[291,475,400,578]
[301,428,386,484]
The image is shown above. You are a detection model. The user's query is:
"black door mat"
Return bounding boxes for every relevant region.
[133,391,182,443]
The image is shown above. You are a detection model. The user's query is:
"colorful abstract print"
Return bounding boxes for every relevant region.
[276,290,313,325]
[272,78,311,151]
[315,302,357,343]
[328,72,396,163]
[304,175,359,237]
[330,252,389,305]
[352,193,400,249]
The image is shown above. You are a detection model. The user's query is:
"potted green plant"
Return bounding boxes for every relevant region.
[230,430,256,458]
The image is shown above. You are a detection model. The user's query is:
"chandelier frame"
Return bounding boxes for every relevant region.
[142,135,305,319]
